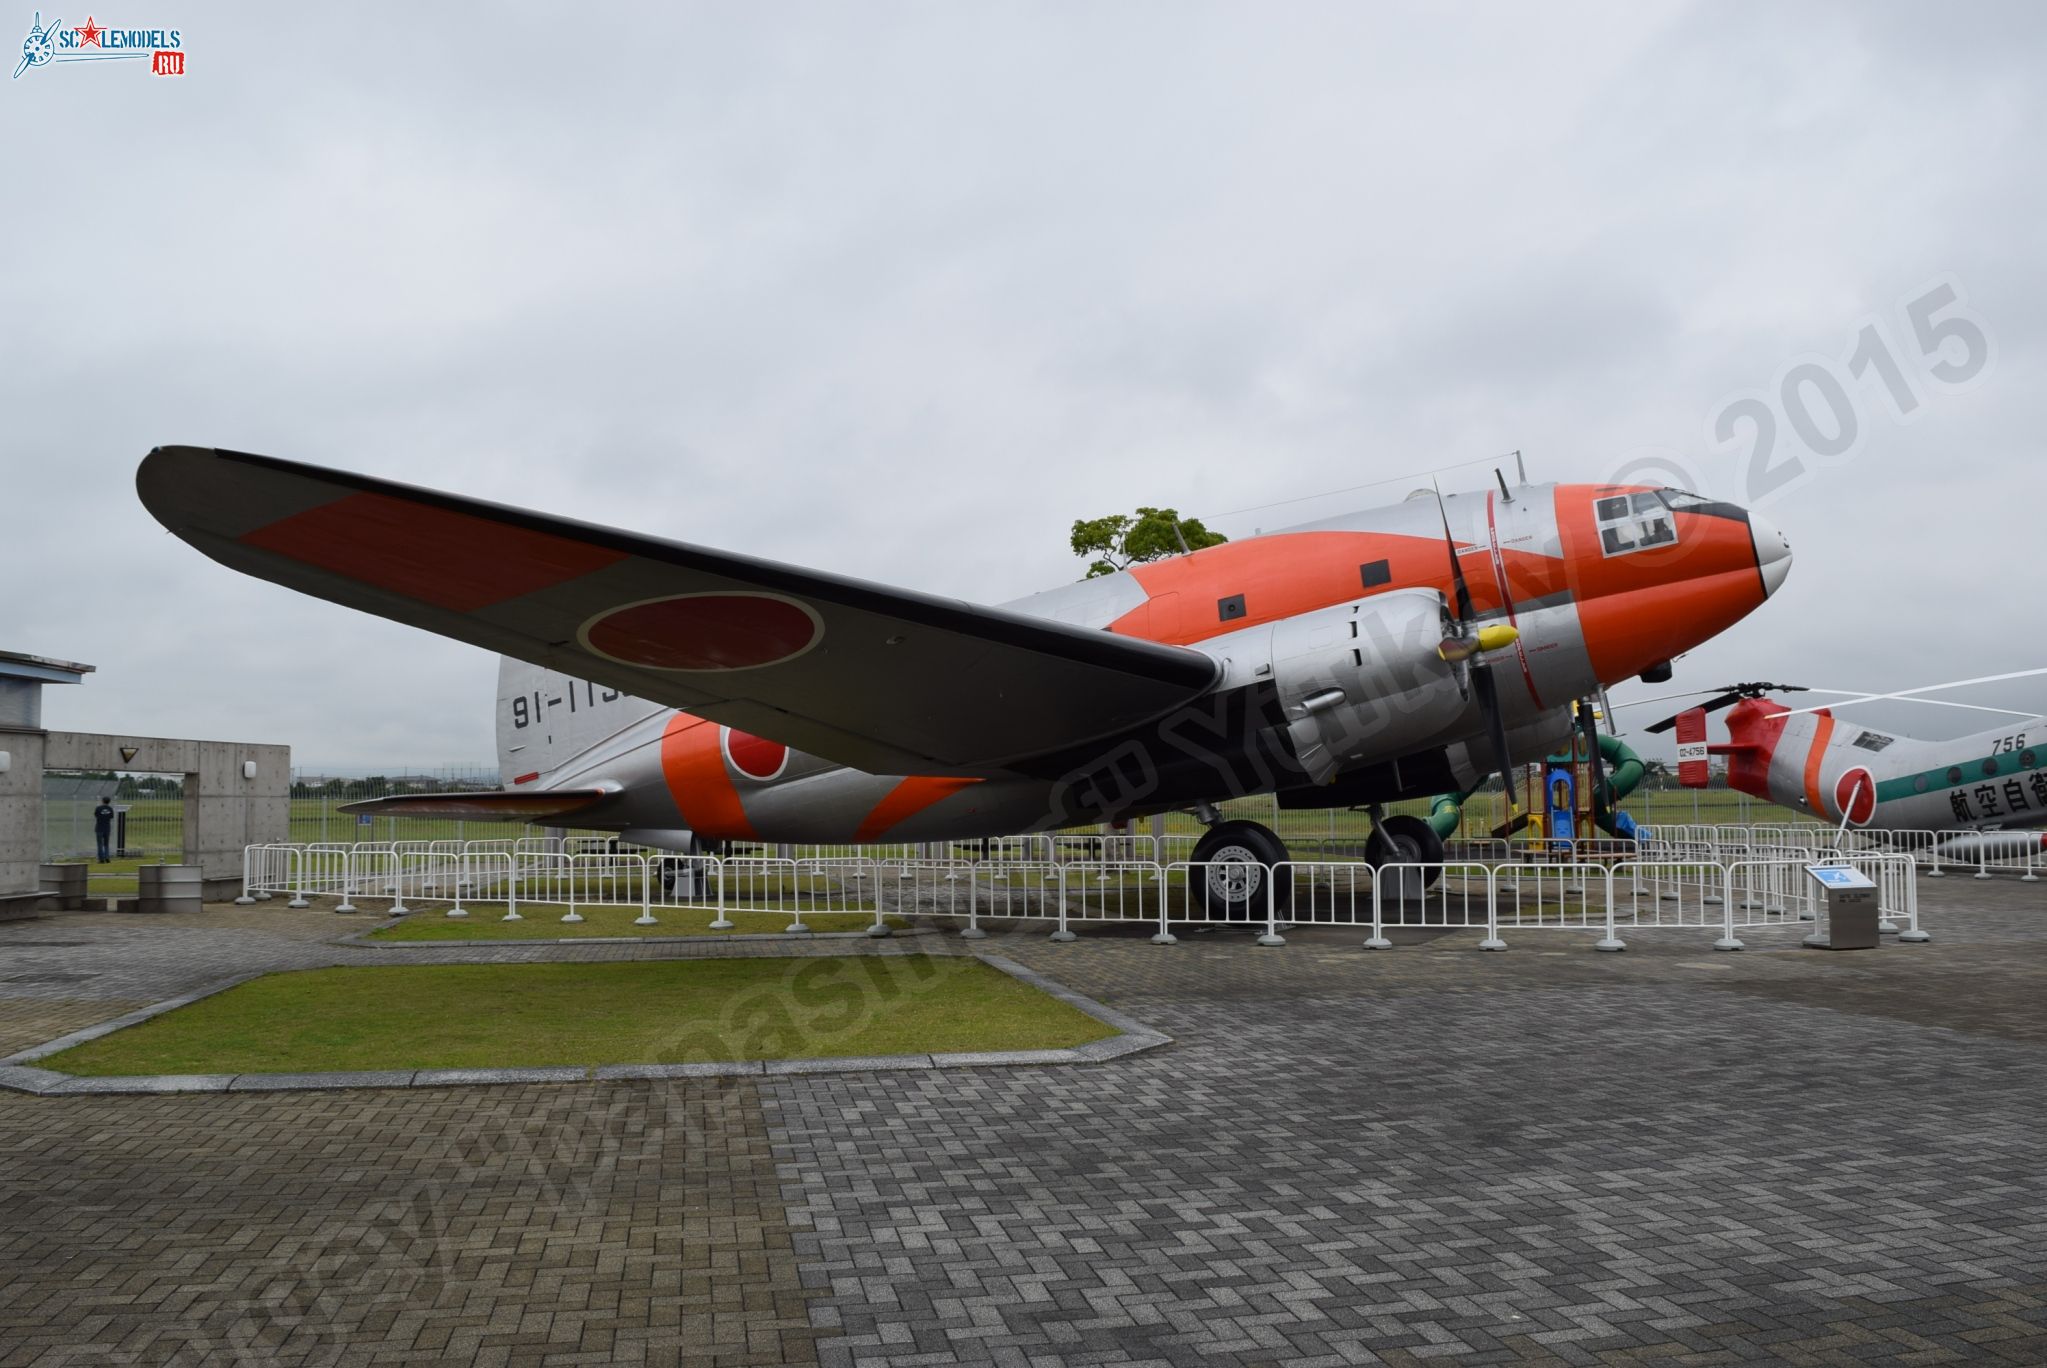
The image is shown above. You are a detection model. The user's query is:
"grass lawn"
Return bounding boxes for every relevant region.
[366,904,903,940]
[43,956,1116,1075]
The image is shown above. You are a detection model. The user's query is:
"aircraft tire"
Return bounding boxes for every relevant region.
[1367,814,1445,898]
[1189,820,1292,922]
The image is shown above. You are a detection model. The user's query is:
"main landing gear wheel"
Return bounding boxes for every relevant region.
[1366,814,1445,900]
[1190,820,1292,921]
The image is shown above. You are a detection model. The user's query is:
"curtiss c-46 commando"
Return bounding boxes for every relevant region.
[138,447,1793,913]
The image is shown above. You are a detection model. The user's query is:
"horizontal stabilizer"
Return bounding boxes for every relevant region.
[339,789,613,821]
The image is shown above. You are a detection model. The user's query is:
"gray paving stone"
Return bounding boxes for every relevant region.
[8,879,2047,1366]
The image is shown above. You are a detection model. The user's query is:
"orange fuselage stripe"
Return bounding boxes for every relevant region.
[855,776,981,842]
[1106,529,1559,646]
[659,715,757,841]
[1802,712,1836,816]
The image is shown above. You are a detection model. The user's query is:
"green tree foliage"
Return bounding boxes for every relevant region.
[1069,507,1227,579]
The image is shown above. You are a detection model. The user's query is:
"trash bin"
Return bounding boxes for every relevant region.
[1803,865,1879,949]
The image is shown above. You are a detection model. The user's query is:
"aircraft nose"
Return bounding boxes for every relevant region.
[1751,513,1792,597]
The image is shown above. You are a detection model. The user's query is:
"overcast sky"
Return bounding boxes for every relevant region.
[5,2,2044,770]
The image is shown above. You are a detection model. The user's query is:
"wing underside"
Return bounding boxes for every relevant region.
[138,446,1220,776]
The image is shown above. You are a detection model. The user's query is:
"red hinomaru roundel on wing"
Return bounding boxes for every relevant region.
[722,727,789,781]
[579,592,823,672]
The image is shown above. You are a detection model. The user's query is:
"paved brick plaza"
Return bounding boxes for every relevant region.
[3,879,2046,1365]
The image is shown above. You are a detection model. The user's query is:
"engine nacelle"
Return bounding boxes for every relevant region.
[1268,590,1469,784]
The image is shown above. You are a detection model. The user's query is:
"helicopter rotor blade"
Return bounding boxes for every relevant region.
[1775,666,2047,717]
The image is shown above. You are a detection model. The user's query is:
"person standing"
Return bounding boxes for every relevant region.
[94,797,115,864]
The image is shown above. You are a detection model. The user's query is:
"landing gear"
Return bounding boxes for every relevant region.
[1366,813,1445,898]
[1190,820,1292,920]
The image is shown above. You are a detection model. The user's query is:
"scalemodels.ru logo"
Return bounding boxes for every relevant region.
[15,11,184,79]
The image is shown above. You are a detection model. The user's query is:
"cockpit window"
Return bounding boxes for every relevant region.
[1657,489,1715,510]
[1595,491,1677,557]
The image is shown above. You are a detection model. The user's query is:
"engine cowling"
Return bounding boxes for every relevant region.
[1268,590,1469,784]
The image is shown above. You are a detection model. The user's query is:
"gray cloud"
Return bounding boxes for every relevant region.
[4,1,2043,769]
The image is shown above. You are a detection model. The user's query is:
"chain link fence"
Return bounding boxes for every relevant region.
[43,764,1785,867]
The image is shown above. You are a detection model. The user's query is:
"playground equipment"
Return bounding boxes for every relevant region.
[1430,703,1647,849]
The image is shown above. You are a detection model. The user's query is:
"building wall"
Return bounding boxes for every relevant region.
[0,730,49,900]
[40,733,291,898]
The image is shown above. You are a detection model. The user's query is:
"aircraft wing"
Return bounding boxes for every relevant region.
[137,446,1221,776]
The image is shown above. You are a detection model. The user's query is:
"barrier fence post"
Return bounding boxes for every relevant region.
[961,866,986,939]
[335,848,357,915]
[288,848,310,909]
[785,861,812,935]
[708,859,734,930]
[1049,866,1076,941]
[503,855,522,921]
[387,852,411,917]
[866,878,892,936]
[235,847,256,905]
[1595,866,1624,952]
[562,859,582,923]
[1256,866,1284,947]
[1714,864,1743,950]
[1152,861,1177,945]
[1364,866,1391,949]
[1478,867,1506,951]
[634,856,657,925]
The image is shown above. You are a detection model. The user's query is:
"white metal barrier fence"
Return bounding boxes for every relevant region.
[237,838,1927,950]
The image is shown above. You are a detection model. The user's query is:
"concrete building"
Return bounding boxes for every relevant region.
[0,649,290,912]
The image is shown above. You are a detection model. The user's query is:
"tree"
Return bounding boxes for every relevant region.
[1069,507,1227,579]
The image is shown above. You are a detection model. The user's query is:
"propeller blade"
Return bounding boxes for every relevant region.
[1430,481,1519,809]
[1429,480,1479,622]
[1581,698,1610,817]
[1476,665,1519,811]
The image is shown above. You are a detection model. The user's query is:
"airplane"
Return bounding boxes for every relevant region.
[136,446,1793,913]
[1638,674,2047,859]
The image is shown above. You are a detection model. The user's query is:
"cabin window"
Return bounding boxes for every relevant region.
[1359,559,1391,589]
[1595,491,1677,557]
[1217,593,1247,622]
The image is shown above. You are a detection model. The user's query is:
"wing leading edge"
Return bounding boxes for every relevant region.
[137,446,1221,776]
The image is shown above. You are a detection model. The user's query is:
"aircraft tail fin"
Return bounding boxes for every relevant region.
[339,788,614,822]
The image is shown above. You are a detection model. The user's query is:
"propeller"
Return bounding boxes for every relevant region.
[1428,485,1522,809]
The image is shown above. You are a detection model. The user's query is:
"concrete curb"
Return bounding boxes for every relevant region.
[332,914,929,950]
[0,949,1170,1096]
